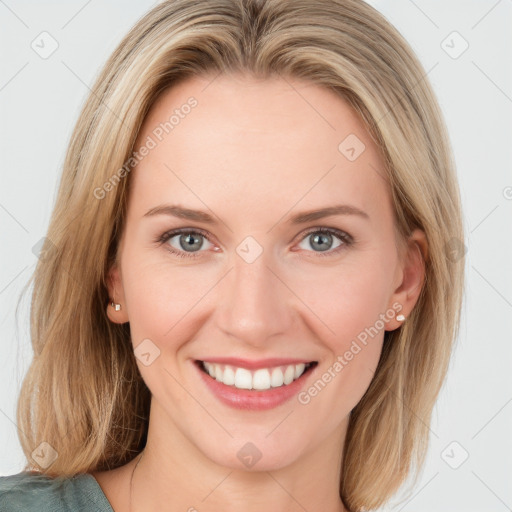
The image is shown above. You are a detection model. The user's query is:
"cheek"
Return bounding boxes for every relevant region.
[293,259,391,403]
[121,260,211,396]
[295,270,388,420]
[121,255,215,346]
[320,262,393,402]
[295,258,393,347]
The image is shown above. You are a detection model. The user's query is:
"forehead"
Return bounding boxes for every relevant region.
[129,73,392,226]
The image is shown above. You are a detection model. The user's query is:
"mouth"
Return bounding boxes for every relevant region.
[195,359,318,391]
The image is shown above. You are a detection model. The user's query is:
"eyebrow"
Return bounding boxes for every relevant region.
[143,204,370,224]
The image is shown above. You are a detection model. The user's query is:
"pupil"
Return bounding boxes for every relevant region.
[181,233,202,252]
[312,233,331,252]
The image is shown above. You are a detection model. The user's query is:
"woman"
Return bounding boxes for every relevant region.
[0,0,465,511]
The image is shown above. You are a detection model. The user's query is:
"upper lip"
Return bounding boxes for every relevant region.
[196,357,316,370]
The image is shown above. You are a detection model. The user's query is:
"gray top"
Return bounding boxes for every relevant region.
[0,471,114,511]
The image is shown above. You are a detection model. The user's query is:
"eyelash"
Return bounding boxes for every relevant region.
[155,227,353,260]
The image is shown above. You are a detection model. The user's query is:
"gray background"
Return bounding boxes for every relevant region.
[1,1,511,510]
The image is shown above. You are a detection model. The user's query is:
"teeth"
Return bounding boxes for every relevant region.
[270,367,284,387]
[294,363,305,379]
[253,369,271,390]
[234,368,252,389]
[202,361,310,391]
[283,365,295,385]
[223,366,235,386]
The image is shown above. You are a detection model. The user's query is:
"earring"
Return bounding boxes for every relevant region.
[396,314,406,322]
[110,300,121,312]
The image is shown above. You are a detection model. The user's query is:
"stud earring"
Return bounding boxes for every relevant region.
[396,314,406,322]
[110,300,121,312]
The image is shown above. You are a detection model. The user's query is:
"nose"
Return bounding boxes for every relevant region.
[214,246,294,348]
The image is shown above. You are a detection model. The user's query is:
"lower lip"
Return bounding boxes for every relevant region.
[195,361,316,411]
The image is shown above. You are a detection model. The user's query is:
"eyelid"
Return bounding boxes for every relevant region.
[299,225,353,244]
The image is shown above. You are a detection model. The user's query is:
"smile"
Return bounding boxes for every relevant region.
[194,356,319,410]
[198,360,317,391]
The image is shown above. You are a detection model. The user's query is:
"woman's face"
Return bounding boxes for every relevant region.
[108,73,426,470]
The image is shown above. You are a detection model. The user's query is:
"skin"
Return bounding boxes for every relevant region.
[92,72,427,512]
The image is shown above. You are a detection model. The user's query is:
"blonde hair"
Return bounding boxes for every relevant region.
[16,1,465,510]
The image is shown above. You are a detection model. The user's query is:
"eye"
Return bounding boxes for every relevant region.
[296,227,352,257]
[157,228,215,259]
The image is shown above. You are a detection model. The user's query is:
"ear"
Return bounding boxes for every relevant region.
[106,263,129,324]
[385,228,428,331]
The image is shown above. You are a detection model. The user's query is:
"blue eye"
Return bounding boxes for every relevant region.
[156,227,352,259]
[298,227,352,257]
[157,228,214,259]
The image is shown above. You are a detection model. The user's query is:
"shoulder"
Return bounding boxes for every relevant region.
[0,471,113,512]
